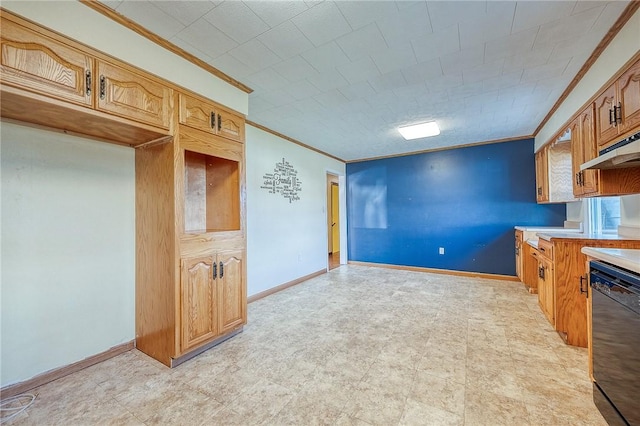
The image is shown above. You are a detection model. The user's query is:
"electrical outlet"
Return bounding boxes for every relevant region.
[439,247,445,255]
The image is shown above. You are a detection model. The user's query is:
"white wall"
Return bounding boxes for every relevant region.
[246,125,346,297]
[535,8,640,150]
[2,1,248,115]
[535,8,640,230]
[1,122,135,387]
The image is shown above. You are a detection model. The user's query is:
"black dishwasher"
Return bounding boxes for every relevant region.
[590,260,640,426]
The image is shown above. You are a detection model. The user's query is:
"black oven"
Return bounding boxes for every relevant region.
[590,260,640,426]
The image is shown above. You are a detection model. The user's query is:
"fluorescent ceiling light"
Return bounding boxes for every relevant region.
[398,121,440,140]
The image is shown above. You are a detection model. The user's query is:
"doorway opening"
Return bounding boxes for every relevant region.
[327,174,340,270]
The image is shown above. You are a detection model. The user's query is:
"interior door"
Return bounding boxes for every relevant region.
[331,183,340,254]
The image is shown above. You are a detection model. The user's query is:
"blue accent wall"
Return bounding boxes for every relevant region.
[346,138,566,276]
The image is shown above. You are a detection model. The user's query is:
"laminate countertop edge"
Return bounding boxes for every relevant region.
[581,247,640,274]
[537,232,640,242]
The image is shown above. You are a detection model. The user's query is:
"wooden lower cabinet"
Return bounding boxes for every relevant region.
[534,237,640,348]
[537,255,555,326]
[515,230,523,281]
[181,255,218,352]
[181,250,245,353]
[219,251,245,333]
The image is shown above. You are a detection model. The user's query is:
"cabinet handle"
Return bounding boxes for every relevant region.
[579,171,583,186]
[213,262,217,279]
[537,187,542,196]
[85,70,92,96]
[99,75,106,100]
[210,112,215,129]
[579,275,587,295]
[217,114,222,131]
[609,108,614,125]
[219,261,224,278]
[538,266,545,279]
[615,102,622,125]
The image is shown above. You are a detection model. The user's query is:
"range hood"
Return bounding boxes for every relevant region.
[581,134,640,170]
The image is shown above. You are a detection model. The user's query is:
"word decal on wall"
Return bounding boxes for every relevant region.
[260,158,302,203]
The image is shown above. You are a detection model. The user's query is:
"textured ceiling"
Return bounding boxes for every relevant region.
[100,1,629,161]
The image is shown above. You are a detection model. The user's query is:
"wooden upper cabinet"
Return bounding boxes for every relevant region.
[179,93,216,133]
[179,93,245,142]
[595,58,640,149]
[578,105,599,195]
[618,60,640,135]
[0,18,92,107]
[535,147,549,203]
[96,61,172,129]
[217,109,244,142]
[594,84,618,148]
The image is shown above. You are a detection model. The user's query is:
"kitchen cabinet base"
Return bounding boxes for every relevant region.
[170,326,243,368]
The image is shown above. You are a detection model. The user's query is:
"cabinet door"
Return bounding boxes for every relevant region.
[96,61,171,129]
[535,148,548,203]
[217,109,245,143]
[1,18,92,106]
[538,258,554,326]
[181,256,218,351]
[179,93,216,134]
[515,231,523,281]
[594,85,618,148]
[569,118,583,197]
[618,59,640,135]
[578,105,600,195]
[218,250,246,333]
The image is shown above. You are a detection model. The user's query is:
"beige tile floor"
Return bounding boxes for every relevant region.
[4,265,607,425]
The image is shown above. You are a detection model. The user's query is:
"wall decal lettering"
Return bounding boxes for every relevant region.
[260,158,302,203]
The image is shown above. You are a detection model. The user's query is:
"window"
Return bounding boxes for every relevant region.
[588,197,621,234]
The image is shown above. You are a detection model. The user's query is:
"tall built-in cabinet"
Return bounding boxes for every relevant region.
[132,88,247,368]
[1,10,247,368]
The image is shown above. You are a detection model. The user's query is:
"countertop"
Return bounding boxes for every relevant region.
[581,248,640,274]
[537,232,640,242]
[514,226,579,232]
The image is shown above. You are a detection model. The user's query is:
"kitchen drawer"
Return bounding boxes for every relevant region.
[538,239,554,260]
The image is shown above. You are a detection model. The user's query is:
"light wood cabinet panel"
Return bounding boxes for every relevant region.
[219,250,245,334]
[217,109,245,142]
[181,256,218,352]
[515,230,523,281]
[535,147,549,203]
[578,105,599,195]
[538,256,554,326]
[1,17,92,107]
[618,60,640,135]
[594,85,618,148]
[179,93,216,134]
[594,57,640,150]
[571,106,599,198]
[179,93,245,142]
[97,61,172,129]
